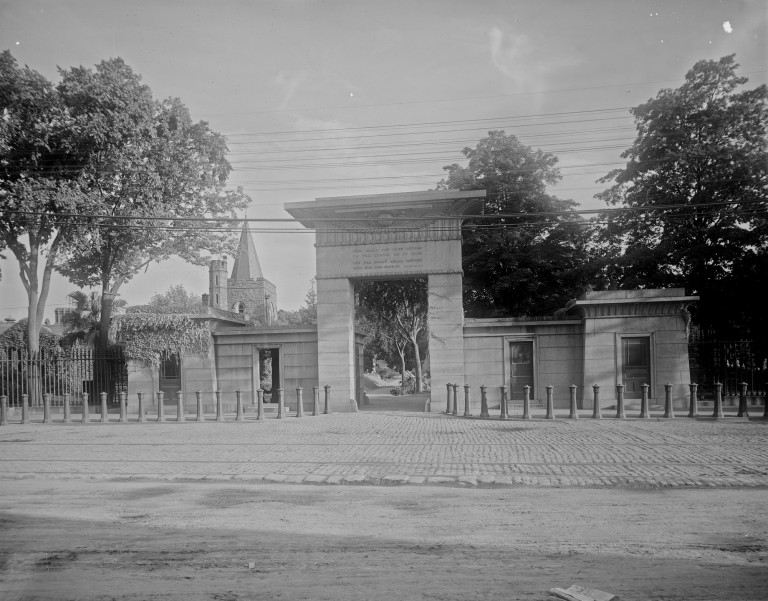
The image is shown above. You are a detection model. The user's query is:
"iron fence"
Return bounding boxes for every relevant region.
[688,339,766,400]
[0,346,127,408]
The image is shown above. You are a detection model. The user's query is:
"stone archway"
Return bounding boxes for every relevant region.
[285,189,485,411]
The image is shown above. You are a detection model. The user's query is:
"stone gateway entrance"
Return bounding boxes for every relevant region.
[285,190,486,412]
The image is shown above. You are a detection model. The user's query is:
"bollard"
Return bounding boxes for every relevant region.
[157,391,165,422]
[713,382,724,418]
[663,383,674,418]
[480,385,489,418]
[499,386,508,419]
[196,391,205,422]
[463,385,472,417]
[119,391,128,423]
[63,393,71,424]
[451,384,459,416]
[296,387,304,417]
[101,391,109,423]
[737,382,749,418]
[312,386,320,416]
[569,385,578,419]
[446,383,452,414]
[43,392,51,424]
[522,385,531,420]
[616,384,626,419]
[592,385,601,419]
[0,395,7,426]
[639,383,650,418]
[81,392,90,423]
[545,385,554,419]
[216,390,223,422]
[324,385,331,414]
[235,389,244,421]
[20,394,29,424]
[137,392,145,422]
[256,389,264,421]
[178,391,186,422]
[763,388,768,419]
[276,388,285,419]
[688,383,698,418]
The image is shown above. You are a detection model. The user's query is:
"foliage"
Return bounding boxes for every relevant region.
[277,283,317,326]
[0,51,88,353]
[60,290,127,346]
[50,57,250,348]
[356,279,428,391]
[0,318,60,352]
[148,284,205,314]
[112,311,210,367]
[596,55,768,345]
[438,130,596,317]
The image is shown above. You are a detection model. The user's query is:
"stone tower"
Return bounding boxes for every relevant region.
[225,222,277,323]
[209,258,228,310]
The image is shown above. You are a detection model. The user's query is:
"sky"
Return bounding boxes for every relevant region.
[0,0,766,319]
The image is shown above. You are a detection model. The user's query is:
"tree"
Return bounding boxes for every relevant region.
[60,290,126,344]
[53,58,249,350]
[0,51,86,354]
[148,285,205,314]
[438,130,595,317]
[277,282,318,326]
[356,279,428,392]
[596,55,767,344]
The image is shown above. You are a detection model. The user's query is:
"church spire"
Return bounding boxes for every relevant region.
[230,219,264,281]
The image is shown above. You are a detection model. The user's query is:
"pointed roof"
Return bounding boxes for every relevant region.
[230,221,264,281]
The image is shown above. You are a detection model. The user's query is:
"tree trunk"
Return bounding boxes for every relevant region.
[398,347,406,391]
[410,332,423,392]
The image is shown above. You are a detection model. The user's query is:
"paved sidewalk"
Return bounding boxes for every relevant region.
[1,411,766,488]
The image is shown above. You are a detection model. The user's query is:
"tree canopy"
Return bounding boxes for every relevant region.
[596,55,767,343]
[438,130,595,317]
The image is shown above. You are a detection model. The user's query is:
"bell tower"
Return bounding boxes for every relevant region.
[209,257,228,310]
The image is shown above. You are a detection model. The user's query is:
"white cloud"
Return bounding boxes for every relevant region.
[723,21,733,33]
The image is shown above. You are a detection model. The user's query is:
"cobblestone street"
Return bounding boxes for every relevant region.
[1,412,766,488]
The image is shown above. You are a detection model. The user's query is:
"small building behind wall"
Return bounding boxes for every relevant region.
[462,288,697,412]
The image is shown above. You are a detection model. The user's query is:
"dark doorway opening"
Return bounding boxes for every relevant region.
[256,347,281,402]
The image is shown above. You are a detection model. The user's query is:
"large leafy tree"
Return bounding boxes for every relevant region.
[0,51,86,354]
[438,130,595,317]
[356,279,428,392]
[596,55,767,343]
[54,58,249,350]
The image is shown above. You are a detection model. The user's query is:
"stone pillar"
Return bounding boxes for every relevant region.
[43,392,51,424]
[451,384,459,416]
[157,391,165,422]
[276,388,284,419]
[569,385,578,419]
[522,385,531,420]
[236,389,245,422]
[196,391,204,422]
[545,385,554,419]
[296,387,304,417]
[1,395,7,426]
[592,385,601,419]
[737,382,749,418]
[216,390,223,422]
[63,393,71,424]
[100,392,109,423]
[256,389,264,420]
[312,386,320,416]
[499,386,508,419]
[178,391,186,422]
[615,384,626,419]
[137,392,145,422]
[428,273,465,413]
[639,383,650,418]
[713,382,724,418]
[81,392,90,424]
[463,385,471,417]
[663,383,675,418]
[688,383,698,418]
[480,385,489,418]
[324,385,331,415]
[316,278,356,412]
[445,383,452,414]
[119,391,128,423]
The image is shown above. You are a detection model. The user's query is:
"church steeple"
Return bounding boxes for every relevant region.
[231,220,263,281]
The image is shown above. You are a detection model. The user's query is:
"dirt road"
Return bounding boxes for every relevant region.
[1,479,765,600]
